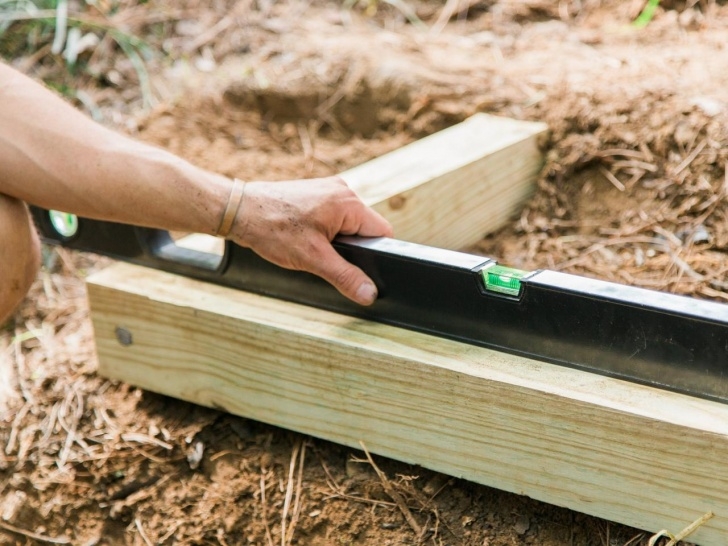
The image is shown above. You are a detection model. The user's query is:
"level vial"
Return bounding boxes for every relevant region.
[483,264,529,297]
[48,210,79,239]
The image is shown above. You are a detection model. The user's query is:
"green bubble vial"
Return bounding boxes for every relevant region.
[49,210,79,238]
[483,265,529,297]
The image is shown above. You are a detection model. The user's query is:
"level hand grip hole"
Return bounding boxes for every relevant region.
[150,232,226,272]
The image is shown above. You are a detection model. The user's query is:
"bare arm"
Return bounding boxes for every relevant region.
[0,64,232,233]
[0,63,392,305]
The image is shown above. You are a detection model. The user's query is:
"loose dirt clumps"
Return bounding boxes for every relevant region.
[4,1,728,544]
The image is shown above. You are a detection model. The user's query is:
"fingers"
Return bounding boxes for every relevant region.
[338,198,394,238]
[306,241,379,306]
[356,206,394,238]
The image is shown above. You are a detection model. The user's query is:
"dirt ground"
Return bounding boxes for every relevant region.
[4,0,728,544]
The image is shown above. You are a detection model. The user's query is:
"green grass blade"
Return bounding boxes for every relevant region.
[633,0,660,29]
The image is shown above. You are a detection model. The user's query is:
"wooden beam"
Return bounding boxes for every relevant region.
[88,263,728,546]
[341,113,547,248]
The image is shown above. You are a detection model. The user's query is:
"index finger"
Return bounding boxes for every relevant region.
[339,201,394,238]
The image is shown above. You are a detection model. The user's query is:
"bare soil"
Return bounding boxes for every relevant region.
[4,1,728,544]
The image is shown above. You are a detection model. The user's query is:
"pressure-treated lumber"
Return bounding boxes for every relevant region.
[89,263,728,546]
[340,113,547,248]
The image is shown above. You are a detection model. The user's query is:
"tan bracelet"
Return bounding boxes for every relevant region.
[216,178,246,238]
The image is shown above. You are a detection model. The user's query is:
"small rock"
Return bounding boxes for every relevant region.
[514,514,530,535]
[1,490,26,522]
[187,440,204,470]
[677,225,712,245]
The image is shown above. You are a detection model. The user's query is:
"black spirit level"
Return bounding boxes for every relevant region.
[31,207,728,403]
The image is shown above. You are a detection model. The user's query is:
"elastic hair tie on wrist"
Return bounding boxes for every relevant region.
[216,178,246,238]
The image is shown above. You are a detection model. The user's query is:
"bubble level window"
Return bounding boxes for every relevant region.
[483,265,529,297]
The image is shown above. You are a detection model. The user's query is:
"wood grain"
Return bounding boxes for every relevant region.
[89,263,728,546]
[341,113,547,248]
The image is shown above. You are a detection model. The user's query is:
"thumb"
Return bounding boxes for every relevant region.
[309,243,379,306]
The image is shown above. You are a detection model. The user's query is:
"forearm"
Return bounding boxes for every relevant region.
[0,64,394,305]
[0,63,230,234]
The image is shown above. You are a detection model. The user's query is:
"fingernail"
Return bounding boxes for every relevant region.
[356,282,377,305]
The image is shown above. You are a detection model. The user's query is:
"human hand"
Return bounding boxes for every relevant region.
[229,176,393,305]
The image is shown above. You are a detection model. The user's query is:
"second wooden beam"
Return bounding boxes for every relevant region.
[341,113,547,248]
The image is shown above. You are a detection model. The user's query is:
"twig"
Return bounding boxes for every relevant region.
[51,0,68,55]
[651,226,683,248]
[281,441,302,546]
[359,441,422,537]
[285,442,307,545]
[135,518,153,546]
[382,0,427,30]
[183,15,233,53]
[124,443,177,464]
[430,0,461,35]
[639,142,655,163]
[158,521,183,543]
[217,528,233,546]
[111,33,155,109]
[209,449,247,461]
[297,122,317,175]
[611,160,657,173]
[58,386,91,467]
[673,139,707,176]
[5,402,30,455]
[38,401,61,447]
[648,511,714,546]
[322,491,396,507]
[427,478,453,503]
[667,252,704,281]
[599,166,625,192]
[121,432,174,451]
[666,511,714,545]
[111,473,174,514]
[260,469,275,546]
[0,520,70,544]
[12,332,34,404]
[318,456,341,492]
[596,148,650,160]
[622,532,644,546]
[318,458,395,507]
[700,286,728,301]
